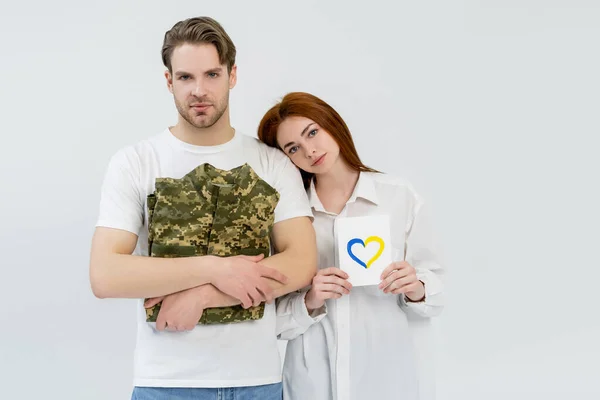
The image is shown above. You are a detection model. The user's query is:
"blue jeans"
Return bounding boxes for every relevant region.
[131,383,283,400]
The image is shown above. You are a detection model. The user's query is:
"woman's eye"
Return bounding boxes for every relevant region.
[289,146,298,154]
[308,129,318,137]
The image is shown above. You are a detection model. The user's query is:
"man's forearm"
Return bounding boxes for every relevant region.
[260,248,317,298]
[195,247,317,309]
[199,284,241,308]
[90,253,218,299]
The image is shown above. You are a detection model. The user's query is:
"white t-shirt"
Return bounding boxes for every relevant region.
[95,128,312,388]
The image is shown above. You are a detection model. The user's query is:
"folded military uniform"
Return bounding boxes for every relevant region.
[144,163,280,324]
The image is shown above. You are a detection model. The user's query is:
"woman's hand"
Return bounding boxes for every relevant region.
[379,261,425,302]
[305,267,352,312]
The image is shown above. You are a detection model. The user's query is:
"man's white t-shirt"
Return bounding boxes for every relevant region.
[95,128,312,388]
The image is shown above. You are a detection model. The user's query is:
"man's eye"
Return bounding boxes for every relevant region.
[208,72,218,78]
[179,75,190,80]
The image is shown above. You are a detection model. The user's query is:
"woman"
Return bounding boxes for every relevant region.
[258,92,445,400]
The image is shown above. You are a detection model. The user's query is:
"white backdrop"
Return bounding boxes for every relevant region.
[1,1,598,399]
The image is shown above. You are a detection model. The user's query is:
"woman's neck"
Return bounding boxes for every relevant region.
[314,161,360,214]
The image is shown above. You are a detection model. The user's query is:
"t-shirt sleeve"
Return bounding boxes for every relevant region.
[95,147,144,235]
[271,153,312,224]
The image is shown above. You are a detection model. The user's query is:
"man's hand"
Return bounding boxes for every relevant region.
[144,285,210,331]
[379,261,425,301]
[210,254,289,308]
[305,267,352,312]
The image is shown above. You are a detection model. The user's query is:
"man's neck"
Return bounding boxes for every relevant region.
[170,112,234,147]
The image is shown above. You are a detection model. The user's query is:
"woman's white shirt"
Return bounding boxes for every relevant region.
[275,172,444,400]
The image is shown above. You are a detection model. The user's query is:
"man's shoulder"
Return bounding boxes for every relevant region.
[238,133,283,155]
[107,130,166,167]
[237,133,289,167]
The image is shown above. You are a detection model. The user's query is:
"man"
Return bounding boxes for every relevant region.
[90,16,318,399]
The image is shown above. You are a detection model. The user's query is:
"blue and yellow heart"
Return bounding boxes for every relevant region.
[346,236,385,269]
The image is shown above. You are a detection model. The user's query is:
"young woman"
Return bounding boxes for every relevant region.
[258,92,445,400]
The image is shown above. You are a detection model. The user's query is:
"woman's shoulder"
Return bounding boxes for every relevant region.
[366,171,416,192]
[364,172,423,208]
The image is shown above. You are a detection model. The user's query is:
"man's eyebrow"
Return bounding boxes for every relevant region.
[205,67,224,73]
[174,70,192,77]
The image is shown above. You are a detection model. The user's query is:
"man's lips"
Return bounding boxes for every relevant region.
[191,104,211,111]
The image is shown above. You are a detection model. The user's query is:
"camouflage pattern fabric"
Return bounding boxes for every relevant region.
[144,163,280,324]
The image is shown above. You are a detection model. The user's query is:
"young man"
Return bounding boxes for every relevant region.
[90,16,318,400]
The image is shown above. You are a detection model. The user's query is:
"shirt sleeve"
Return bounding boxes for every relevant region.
[95,147,144,235]
[275,289,327,340]
[398,191,445,318]
[270,152,313,224]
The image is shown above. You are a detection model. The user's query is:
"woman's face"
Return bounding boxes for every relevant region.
[276,116,340,175]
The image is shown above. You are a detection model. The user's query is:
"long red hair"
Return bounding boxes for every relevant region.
[258,92,379,188]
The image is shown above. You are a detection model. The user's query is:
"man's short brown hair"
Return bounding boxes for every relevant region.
[161,16,236,73]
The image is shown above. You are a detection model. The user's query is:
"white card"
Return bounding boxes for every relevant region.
[334,215,393,286]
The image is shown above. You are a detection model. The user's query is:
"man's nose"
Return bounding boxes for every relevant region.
[192,80,207,97]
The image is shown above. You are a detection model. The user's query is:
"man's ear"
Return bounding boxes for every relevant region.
[229,65,237,89]
[165,70,173,93]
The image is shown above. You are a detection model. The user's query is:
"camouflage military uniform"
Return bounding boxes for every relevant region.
[144,163,280,324]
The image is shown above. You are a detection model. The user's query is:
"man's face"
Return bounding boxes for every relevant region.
[165,43,236,129]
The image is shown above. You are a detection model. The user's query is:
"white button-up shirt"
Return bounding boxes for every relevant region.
[276,172,445,400]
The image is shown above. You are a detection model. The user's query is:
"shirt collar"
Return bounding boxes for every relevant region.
[307,179,325,212]
[308,172,379,212]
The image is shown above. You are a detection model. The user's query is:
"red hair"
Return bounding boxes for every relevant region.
[258,92,379,188]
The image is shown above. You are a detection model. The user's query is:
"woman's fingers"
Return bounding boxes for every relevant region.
[315,283,349,295]
[318,267,349,280]
[316,275,352,291]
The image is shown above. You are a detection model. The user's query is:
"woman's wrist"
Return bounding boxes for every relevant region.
[405,280,426,302]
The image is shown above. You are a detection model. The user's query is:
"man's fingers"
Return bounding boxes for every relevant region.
[228,287,252,309]
[248,287,263,307]
[144,296,165,308]
[237,254,265,262]
[259,265,288,284]
[239,293,253,309]
[257,281,274,303]
[156,314,167,331]
[257,287,273,304]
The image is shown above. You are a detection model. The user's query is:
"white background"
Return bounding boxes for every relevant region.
[1,1,598,399]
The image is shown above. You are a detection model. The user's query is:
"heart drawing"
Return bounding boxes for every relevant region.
[346,236,385,269]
